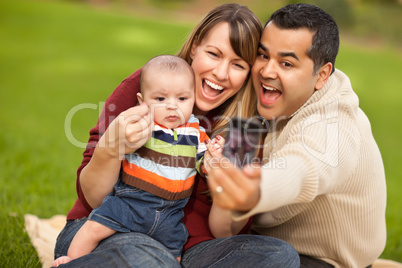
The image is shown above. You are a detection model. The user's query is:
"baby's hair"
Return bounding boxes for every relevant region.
[140,55,195,91]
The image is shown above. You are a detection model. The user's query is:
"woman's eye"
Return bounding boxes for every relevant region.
[208,51,219,57]
[234,63,246,70]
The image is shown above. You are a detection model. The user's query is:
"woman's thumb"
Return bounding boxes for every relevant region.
[243,164,261,178]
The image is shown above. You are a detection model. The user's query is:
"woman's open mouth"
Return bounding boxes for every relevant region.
[201,79,225,100]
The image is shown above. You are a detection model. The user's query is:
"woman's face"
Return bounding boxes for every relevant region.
[190,22,250,114]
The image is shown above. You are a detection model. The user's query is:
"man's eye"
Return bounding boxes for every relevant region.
[282,62,293,68]
[257,52,268,60]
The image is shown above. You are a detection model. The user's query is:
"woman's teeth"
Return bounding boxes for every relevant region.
[205,79,224,90]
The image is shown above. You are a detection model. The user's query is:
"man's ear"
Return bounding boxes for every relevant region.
[137,93,144,105]
[315,62,332,90]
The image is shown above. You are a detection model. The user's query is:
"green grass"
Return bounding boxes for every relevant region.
[0,0,192,266]
[0,0,401,266]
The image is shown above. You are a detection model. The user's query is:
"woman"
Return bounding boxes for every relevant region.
[54,3,299,267]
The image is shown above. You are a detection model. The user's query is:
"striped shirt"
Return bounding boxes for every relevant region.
[122,114,209,201]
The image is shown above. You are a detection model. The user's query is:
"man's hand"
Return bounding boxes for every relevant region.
[207,158,261,212]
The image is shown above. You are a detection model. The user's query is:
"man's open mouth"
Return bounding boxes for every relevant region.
[261,84,282,105]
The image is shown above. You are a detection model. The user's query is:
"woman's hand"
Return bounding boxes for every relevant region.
[98,103,153,159]
[203,135,225,175]
[206,135,257,237]
[80,103,153,208]
[207,160,262,212]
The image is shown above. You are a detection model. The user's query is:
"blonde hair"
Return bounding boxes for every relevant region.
[176,3,262,135]
[211,79,257,136]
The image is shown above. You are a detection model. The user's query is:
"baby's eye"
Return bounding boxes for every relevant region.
[179,97,187,101]
[156,97,165,101]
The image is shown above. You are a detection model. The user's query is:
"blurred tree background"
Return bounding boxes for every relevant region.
[75,0,402,48]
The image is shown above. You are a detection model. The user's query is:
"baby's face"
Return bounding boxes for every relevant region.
[141,70,195,129]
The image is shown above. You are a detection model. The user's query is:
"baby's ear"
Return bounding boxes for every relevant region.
[137,93,144,104]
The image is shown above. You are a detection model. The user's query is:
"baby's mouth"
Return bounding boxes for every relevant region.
[202,79,224,98]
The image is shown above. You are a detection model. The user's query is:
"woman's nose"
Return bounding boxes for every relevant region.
[212,61,229,81]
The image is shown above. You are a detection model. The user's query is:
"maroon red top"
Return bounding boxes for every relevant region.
[66,68,252,251]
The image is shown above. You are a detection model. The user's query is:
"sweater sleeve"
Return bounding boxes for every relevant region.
[76,68,142,212]
[234,72,361,221]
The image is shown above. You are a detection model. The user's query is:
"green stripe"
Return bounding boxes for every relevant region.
[144,137,196,157]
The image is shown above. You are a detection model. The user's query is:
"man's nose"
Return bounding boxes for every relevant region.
[260,61,278,80]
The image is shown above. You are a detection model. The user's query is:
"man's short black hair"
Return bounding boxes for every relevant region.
[267,3,339,75]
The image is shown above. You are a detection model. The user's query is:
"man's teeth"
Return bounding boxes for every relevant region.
[262,84,276,91]
[205,80,224,90]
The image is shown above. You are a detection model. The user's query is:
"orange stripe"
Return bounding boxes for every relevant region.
[123,161,195,192]
[199,131,209,143]
[184,121,199,128]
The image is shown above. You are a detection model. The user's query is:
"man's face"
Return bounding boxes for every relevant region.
[252,22,324,120]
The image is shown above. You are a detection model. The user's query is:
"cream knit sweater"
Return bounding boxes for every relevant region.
[235,69,387,267]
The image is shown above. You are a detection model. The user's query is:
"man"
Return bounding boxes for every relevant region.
[207,4,386,267]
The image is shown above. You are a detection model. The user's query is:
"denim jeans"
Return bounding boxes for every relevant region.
[181,234,300,268]
[53,218,181,267]
[54,218,299,267]
[89,180,189,257]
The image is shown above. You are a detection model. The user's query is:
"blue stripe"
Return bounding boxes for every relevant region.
[153,130,200,146]
[196,153,204,162]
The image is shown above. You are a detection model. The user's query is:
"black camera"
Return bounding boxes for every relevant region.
[221,117,269,168]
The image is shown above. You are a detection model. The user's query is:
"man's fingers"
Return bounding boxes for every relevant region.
[209,166,256,210]
[208,168,237,209]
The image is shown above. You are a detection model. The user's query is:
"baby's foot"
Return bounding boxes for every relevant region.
[52,256,72,267]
